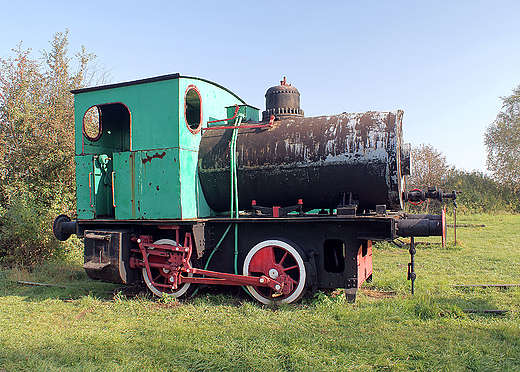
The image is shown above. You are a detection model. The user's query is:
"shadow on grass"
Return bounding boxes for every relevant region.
[0,262,120,302]
[0,259,515,318]
[0,263,262,308]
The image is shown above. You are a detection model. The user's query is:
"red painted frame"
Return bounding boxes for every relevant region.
[184,85,203,134]
[82,105,103,142]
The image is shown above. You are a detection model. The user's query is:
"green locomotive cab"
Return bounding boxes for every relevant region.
[73,74,253,221]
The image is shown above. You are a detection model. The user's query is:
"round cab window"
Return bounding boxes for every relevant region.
[185,86,202,133]
[83,106,102,141]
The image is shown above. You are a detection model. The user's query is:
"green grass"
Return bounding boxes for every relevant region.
[1,214,520,371]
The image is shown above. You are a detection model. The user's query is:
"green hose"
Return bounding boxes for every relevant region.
[229,114,250,295]
[190,223,232,298]
[205,223,232,271]
[229,115,242,219]
[191,112,246,298]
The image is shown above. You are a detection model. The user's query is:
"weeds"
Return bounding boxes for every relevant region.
[0,214,519,371]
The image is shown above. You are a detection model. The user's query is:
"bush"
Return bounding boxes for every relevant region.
[0,182,74,264]
[444,170,520,214]
[0,31,107,264]
[406,168,520,215]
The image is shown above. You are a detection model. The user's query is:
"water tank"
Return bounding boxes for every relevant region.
[198,110,409,212]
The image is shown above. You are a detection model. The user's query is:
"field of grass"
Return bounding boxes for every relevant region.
[0,213,519,371]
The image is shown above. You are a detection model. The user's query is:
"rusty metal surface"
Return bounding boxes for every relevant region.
[262,78,304,121]
[198,110,407,212]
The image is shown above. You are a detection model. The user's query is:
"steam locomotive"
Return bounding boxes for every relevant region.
[53,74,454,303]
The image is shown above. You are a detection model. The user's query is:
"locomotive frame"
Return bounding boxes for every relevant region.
[53,73,453,304]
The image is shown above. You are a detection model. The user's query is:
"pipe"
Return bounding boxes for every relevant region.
[207,105,239,124]
[396,217,443,237]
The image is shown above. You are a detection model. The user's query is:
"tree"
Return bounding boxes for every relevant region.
[408,143,451,189]
[406,143,520,214]
[0,30,108,263]
[406,144,452,213]
[484,85,520,191]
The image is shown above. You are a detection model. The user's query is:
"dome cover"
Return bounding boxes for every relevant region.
[262,77,304,121]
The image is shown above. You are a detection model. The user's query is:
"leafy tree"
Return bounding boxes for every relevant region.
[0,30,108,263]
[406,144,452,213]
[484,85,520,191]
[408,144,451,189]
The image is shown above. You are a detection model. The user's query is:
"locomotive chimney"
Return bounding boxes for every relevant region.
[262,77,304,121]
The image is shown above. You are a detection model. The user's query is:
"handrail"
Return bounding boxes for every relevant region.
[88,172,94,208]
[111,171,117,208]
[203,114,275,131]
[207,105,240,124]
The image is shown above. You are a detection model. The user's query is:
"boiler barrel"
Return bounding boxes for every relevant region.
[198,110,409,212]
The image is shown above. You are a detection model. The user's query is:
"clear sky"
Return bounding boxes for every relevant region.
[2,0,520,172]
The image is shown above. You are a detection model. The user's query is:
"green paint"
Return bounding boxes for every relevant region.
[75,155,95,219]
[75,154,114,219]
[74,75,245,220]
[138,148,181,219]
[226,104,260,122]
[112,151,137,219]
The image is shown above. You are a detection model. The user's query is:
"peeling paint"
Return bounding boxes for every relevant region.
[198,111,406,212]
[142,151,167,164]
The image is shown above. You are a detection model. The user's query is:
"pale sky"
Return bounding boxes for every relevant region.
[2,0,520,172]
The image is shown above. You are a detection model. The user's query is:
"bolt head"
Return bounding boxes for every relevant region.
[259,278,265,283]
[275,284,281,291]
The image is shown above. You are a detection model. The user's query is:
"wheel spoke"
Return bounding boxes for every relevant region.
[265,246,277,265]
[142,238,194,298]
[153,272,163,283]
[278,251,289,266]
[283,264,299,272]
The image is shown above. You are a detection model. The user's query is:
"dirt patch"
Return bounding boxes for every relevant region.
[360,288,397,299]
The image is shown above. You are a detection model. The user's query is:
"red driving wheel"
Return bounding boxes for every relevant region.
[243,239,306,304]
